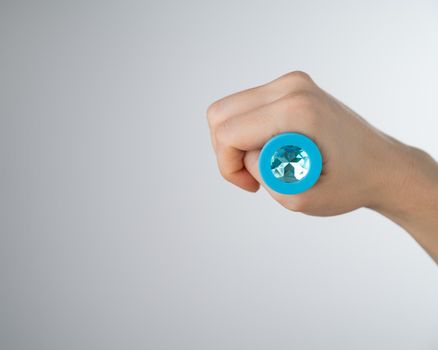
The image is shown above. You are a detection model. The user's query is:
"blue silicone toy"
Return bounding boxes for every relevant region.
[258,133,322,195]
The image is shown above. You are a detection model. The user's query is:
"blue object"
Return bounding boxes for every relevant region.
[259,133,322,195]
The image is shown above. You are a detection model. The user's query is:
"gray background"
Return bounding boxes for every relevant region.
[1,0,438,349]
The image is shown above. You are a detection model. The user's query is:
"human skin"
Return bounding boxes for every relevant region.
[206,71,438,263]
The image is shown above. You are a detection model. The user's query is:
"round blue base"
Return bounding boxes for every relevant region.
[259,133,322,195]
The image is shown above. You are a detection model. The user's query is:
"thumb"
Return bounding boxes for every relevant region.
[244,149,293,204]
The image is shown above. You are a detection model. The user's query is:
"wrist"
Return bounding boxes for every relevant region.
[371,141,438,219]
[369,140,438,260]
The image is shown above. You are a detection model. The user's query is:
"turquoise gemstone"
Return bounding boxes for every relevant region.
[270,145,310,183]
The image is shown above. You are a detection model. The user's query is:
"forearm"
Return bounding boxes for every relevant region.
[371,142,438,263]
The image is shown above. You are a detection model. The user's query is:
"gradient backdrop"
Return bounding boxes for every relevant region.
[1,1,438,349]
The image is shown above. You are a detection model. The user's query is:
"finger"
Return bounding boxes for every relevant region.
[243,150,284,201]
[207,71,315,150]
[216,92,315,152]
[207,84,273,152]
[215,92,316,191]
[216,143,260,192]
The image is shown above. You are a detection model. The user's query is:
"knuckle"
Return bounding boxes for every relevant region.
[219,167,233,182]
[280,70,313,86]
[217,161,236,184]
[206,99,223,123]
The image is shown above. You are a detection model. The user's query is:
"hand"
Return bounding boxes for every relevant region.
[207,71,438,262]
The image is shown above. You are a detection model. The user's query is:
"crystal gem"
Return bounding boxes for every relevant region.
[270,145,310,183]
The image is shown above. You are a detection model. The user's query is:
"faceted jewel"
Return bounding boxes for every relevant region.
[270,145,310,183]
